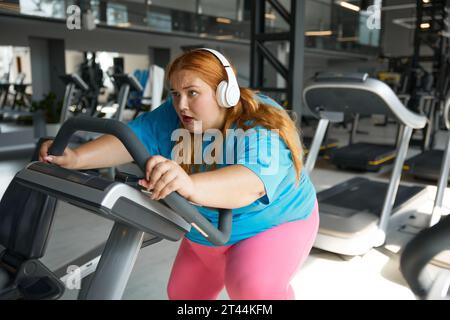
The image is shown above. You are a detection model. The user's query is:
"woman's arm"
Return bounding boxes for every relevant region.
[189,165,266,209]
[139,157,266,209]
[41,134,134,170]
[73,134,134,169]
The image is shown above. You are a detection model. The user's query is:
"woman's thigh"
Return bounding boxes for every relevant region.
[225,204,319,299]
[167,238,230,300]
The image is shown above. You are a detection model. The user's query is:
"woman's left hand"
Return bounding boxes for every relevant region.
[138,155,195,201]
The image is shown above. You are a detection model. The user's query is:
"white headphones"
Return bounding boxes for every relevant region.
[197,48,240,108]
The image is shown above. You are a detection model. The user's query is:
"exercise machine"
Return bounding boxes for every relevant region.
[59,73,90,123]
[400,214,450,300]
[0,73,32,121]
[404,97,450,181]
[323,77,411,172]
[400,213,450,300]
[0,116,232,299]
[304,73,428,256]
[400,95,450,299]
[103,73,143,122]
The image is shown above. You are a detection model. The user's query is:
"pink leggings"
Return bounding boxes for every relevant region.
[167,203,319,300]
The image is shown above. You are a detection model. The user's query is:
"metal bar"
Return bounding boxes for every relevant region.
[350,114,360,144]
[116,83,130,121]
[256,41,288,80]
[378,126,413,237]
[60,83,75,123]
[79,223,144,300]
[250,0,265,88]
[267,0,291,23]
[395,123,404,149]
[289,0,305,116]
[423,100,436,151]
[304,119,330,175]
[430,132,450,226]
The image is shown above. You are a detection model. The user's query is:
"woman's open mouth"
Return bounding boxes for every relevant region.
[182,115,194,124]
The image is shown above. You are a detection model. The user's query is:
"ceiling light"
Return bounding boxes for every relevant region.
[305,30,333,36]
[216,17,231,24]
[340,1,361,12]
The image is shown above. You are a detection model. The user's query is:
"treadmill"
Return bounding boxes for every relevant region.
[404,97,450,181]
[109,74,143,122]
[324,84,411,172]
[400,115,450,299]
[304,73,428,256]
[0,73,33,122]
[327,142,396,171]
[0,74,47,155]
[59,73,90,123]
[0,117,232,300]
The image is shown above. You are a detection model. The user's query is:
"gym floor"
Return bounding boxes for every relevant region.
[1,118,449,300]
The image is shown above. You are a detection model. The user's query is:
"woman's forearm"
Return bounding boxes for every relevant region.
[189,165,266,209]
[73,134,134,170]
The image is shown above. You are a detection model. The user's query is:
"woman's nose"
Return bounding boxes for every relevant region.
[177,96,189,110]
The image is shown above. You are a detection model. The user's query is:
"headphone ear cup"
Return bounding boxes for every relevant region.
[216,81,230,108]
[226,84,240,107]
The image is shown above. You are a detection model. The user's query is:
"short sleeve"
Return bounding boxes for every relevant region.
[234,128,292,204]
[127,98,179,157]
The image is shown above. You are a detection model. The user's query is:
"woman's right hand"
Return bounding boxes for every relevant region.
[38,140,79,169]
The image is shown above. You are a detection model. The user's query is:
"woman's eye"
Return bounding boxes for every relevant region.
[189,90,198,97]
[171,92,180,98]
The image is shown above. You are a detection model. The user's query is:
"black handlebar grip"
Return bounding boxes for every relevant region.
[49,116,149,169]
[400,214,450,298]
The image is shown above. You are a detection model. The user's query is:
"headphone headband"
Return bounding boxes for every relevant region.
[199,48,231,67]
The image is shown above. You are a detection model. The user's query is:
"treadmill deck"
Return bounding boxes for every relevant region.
[328,142,396,172]
[404,150,450,181]
[317,177,426,238]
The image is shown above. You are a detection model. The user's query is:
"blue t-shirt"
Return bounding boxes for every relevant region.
[128,95,317,246]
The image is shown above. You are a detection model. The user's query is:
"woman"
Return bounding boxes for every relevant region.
[39,49,319,300]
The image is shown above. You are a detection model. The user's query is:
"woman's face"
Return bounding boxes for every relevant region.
[170,70,226,133]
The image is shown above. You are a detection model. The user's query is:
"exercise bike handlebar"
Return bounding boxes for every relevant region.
[400,214,450,299]
[48,116,232,246]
